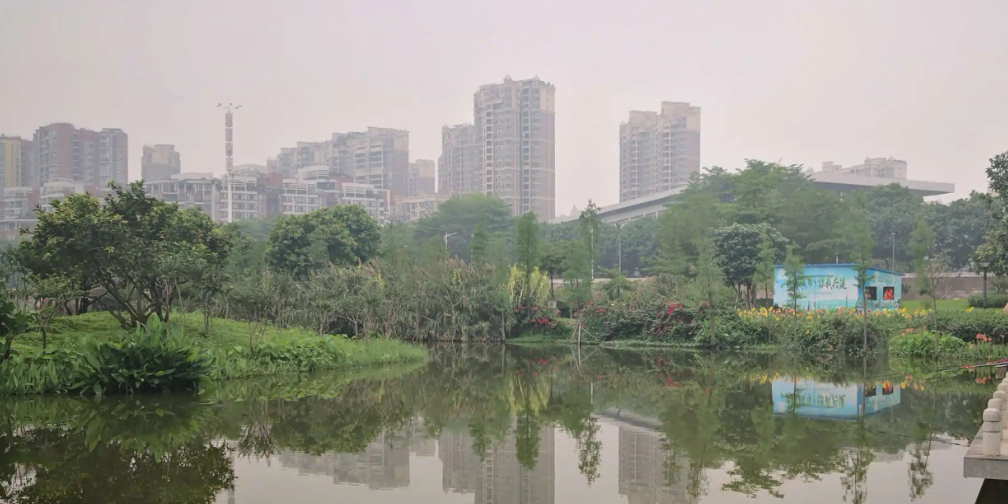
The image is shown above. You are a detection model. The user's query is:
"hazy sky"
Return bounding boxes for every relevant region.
[2,0,1006,212]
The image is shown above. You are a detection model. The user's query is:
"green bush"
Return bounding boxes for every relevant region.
[72,330,213,396]
[926,310,1008,343]
[968,293,1008,309]
[208,336,349,380]
[0,348,80,395]
[890,331,967,357]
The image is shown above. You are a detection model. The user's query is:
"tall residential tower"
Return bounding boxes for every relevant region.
[474,76,556,220]
[438,124,479,196]
[619,102,700,202]
[141,144,181,182]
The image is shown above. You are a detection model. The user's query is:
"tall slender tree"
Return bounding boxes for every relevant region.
[470,221,490,264]
[514,212,541,312]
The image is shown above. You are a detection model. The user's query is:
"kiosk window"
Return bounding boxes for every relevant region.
[865,286,877,300]
[883,287,894,300]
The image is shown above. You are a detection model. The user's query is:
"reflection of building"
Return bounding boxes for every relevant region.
[619,426,692,504]
[439,423,555,504]
[408,418,436,457]
[278,430,410,490]
[771,377,902,419]
[440,428,480,493]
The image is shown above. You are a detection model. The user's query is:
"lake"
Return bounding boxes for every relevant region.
[0,345,992,503]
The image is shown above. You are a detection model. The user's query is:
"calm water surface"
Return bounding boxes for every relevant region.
[0,346,994,503]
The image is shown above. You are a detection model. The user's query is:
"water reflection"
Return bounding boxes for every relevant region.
[0,347,995,503]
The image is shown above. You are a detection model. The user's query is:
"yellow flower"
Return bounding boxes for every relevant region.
[967,307,974,312]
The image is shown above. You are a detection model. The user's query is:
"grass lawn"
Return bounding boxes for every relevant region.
[12,311,427,372]
[900,299,971,311]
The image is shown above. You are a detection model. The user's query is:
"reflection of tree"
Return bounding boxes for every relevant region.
[0,398,234,504]
[840,416,874,504]
[907,396,936,500]
[576,417,602,485]
[0,345,997,503]
[516,410,543,469]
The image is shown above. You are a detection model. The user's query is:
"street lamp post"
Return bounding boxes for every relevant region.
[444,232,458,253]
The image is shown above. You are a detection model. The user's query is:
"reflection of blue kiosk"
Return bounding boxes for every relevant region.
[771,377,901,419]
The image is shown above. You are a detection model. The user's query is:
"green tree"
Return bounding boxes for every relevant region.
[579,201,602,277]
[712,223,787,306]
[469,221,490,264]
[15,182,232,329]
[981,151,1008,280]
[651,193,721,277]
[910,217,948,340]
[783,248,806,311]
[564,241,593,310]
[539,242,567,300]
[266,205,380,278]
[752,233,778,303]
[514,213,541,301]
[928,192,991,270]
[413,194,514,261]
[846,194,876,351]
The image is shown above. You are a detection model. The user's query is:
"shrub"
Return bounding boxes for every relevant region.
[72,323,213,395]
[733,308,895,353]
[209,336,348,379]
[511,305,568,339]
[0,348,80,395]
[890,331,967,357]
[968,293,1008,309]
[923,310,1008,343]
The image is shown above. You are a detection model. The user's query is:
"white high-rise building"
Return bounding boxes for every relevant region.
[619,102,701,202]
[439,124,480,196]
[474,76,556,220]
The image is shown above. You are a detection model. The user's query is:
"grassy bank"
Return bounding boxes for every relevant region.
[1,312,427,396]
[900,299,970,311]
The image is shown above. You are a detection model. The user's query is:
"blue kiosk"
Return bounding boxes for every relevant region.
[772,263,901,311]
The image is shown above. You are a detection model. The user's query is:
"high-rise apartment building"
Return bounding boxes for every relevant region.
[267,141,330,177]
[0,136,25,188]
[33,123,76,185]
[97,128,128,187]
[820,157,907,180]
[32,123,128,188]
[331,127,409,197]
[268,128,410,199]
[408,159,436,196]
[141,144,181,182]
[474,76,556,220]
[619,102,701,202]
[439,124,480,196]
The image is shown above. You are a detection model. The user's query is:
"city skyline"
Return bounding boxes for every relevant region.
[2,1,1002,213]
